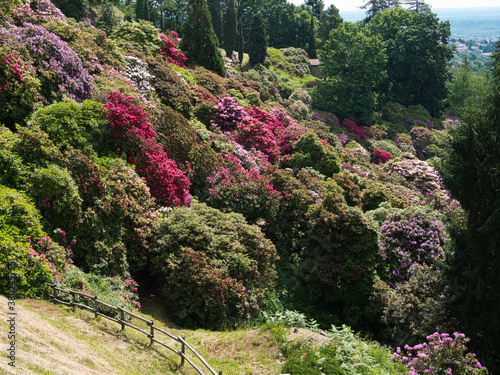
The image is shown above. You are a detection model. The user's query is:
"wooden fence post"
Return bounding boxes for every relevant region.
[180,336,185,366]
[94,295,98,318]
[50,284,56,303]
[119,306,125,331]
[71,291,76,312]
[148,320,154,345]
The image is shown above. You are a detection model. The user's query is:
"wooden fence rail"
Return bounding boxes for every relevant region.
[46,283,222,375]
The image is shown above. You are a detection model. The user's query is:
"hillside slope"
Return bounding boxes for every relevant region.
[0,296,287,374]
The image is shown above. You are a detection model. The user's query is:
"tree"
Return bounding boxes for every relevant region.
[405,0,429,12]
[304,0,323,20]
[308,12,317,58]
[447,55,491,116]
[223,0,237,57]
[180,0,225,76]
[368,7,454,114]
[135,0,145,19]
[442,41,500,373]
[237,18,244,63]
[360,0,387,21]
[208,0,222,42]
[248,13,267,66]
[313,22,387,123]
[317,4,342,49]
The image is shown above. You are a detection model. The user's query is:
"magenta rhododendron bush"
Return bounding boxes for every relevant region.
[104,91,191,207]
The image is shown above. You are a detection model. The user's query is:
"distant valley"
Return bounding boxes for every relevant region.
[340,7,500,39]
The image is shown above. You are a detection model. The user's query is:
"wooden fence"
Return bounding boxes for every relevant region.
[46,283,222,375]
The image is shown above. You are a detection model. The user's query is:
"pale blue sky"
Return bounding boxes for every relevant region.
[289,0,500,11]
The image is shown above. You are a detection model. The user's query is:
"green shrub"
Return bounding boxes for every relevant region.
[302,193,380,328]
[0,185,68,297]
[149,202,278,328]
[146,55,194,117]
[110,20,162,56]
[28,100,112,156]
[289,133,341,177]
[0,127,29,189]
[193,66,227,97]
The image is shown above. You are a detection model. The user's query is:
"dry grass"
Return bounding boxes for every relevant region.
[0,296,290,375]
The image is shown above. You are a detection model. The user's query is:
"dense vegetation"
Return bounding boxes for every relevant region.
[0,0,499,373]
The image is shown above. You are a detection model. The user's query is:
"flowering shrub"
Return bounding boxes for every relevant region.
[211,96,247,131]
[159,33,187,68]
[0,23,94,102]
[371,263,453,346]
[110,20,162,56]
[373,147,392,164]
[342,118,368,139]
[379,209,448,284]
[393,332,488,374]
[149,203,278,328]
[54,266,140,313]
[206,153,280,223]
[384,154,445,196]
[124,55,154,96]
[0,47,40,125]
[104,90,191,207]
[9,0,65,25]
[0,185,69,297]
[303,193,380,326]
[146,55,194,117]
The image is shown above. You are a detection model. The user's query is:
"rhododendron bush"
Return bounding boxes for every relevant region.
[206,153,280,223]
[379,209,448,284]
[149,202,278,328]
[159,33,187,68]
[0,23,94,102]
[104,91,191,207]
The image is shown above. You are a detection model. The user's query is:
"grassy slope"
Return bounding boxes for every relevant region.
[0,295,286,375]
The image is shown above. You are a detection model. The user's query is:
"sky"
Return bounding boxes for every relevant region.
[289,0,500,11]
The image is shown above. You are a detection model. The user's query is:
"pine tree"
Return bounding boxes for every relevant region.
[249,13,267,66]
[237,20,244,64]
[180,0,225,76]
[443,41,500,373]
[305,0,324,20]
[223,0,237,58]
[208,0,222,42]
[308,13,317,59]
[135,0,145,20]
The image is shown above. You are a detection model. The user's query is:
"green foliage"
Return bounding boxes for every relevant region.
[0,46,41,126]
[324,325,407,375]
[315,22,387,123]
[263,310,319,330]
[149,202,278,328]
[54,266,140,313]
[0,185,66,297]
[193,66,227,97]
[289,132,341,177]
[146,55,194,117]
[180,0,225,76]
[249,13,267,67]
[0,127,29,189]
[28,100,112,157]
[368,8,454,114]
[372,264,453,347]
[111,20,162,56]
[302,193,380,328]
[31,164,83,231]
[222,0,237,57]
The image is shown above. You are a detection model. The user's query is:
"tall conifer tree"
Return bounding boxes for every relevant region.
[223,0,237,58]
[135,0,145,20]
[249,13,267,66]
[208,0,222,42]
[180,0,225,76]
[308,13,317,58]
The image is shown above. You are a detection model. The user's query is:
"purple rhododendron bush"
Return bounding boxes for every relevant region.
[0,1,497,372]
